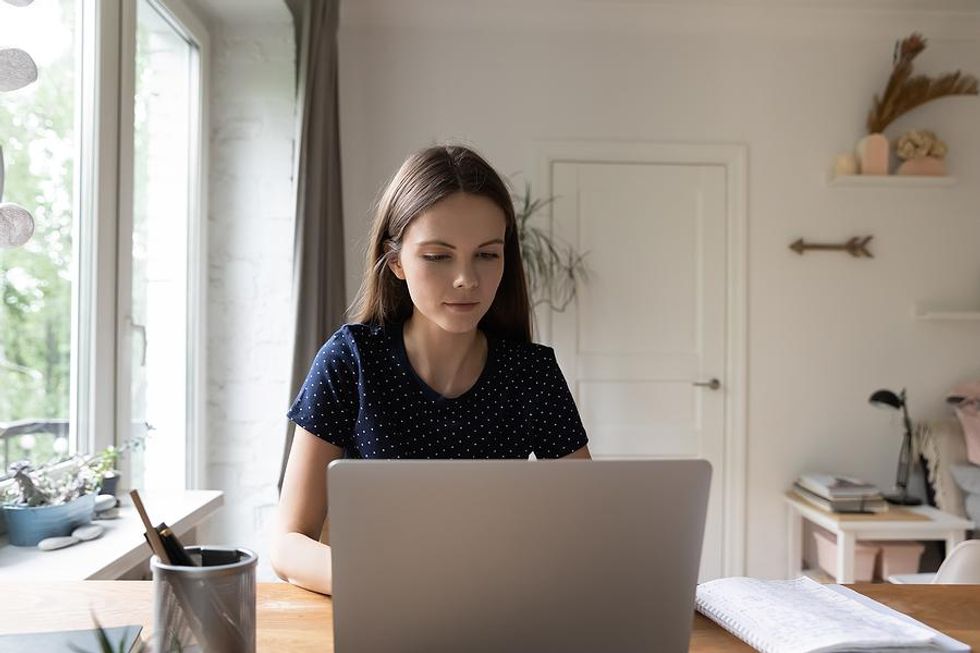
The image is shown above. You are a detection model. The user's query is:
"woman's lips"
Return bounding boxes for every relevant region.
[444,302,479,312]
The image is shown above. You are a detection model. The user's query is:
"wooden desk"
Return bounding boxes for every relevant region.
[1,582,978,651]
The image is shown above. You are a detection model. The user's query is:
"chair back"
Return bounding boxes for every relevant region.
[933,539,980,583]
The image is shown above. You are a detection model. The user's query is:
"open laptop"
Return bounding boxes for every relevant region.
[327,459,711,653]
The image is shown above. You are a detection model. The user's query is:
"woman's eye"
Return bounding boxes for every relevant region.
[478,252,501,260]
[422,254,449,262]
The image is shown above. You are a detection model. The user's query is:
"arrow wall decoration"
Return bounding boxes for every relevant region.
[789,236,873,258]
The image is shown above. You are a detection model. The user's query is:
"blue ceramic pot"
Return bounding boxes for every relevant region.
[2,493,96,546]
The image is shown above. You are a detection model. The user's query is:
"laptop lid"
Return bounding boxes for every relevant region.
[328,459,711,653]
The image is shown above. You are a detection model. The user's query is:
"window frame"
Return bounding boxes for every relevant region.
[71,0,209,490]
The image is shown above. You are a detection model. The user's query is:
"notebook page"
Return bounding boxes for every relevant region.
[825,585,970,652]
[695,577,940,653]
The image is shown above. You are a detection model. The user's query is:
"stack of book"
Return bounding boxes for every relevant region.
[792,473,888,513]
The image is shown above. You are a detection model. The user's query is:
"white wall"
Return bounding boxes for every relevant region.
[337,0,980,579]
[193,4,296,581]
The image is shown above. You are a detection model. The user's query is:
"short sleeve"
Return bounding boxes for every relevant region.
[286,327,359,449]
[528,347,589,459]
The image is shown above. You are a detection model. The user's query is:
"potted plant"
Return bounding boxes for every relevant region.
[512,182,589,312]
[86,435,146,500]
[89,446,121,498]
[1,460,99,546]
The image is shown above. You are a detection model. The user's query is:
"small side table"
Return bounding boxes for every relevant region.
[785,493,974,583]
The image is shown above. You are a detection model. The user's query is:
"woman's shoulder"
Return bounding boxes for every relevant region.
[333,321,386,339]
[325,321,397,352]
[491,335,556,369]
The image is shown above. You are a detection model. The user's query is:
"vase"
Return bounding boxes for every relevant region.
[856,133,889,175]
[1,492,96,546]
[897,156,946,176]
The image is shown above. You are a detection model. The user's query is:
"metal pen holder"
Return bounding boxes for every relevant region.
[151,546,257,653]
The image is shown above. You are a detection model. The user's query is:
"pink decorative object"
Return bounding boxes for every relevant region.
[897,156,946,176]
[856,133,889,175]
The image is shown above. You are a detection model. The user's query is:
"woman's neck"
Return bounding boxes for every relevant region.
[402,313,486,398]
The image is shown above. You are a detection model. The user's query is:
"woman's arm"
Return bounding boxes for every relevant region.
[270,426,345,595]
[562,444,592,459]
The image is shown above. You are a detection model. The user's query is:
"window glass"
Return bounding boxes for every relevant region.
[0,0,79,474]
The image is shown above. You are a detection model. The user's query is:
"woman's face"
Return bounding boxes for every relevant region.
[389,192,507,335]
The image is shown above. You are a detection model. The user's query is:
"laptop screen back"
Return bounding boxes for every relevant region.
[328,459,711,653]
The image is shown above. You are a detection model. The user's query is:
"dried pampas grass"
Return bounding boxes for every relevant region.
[866,33,978,135]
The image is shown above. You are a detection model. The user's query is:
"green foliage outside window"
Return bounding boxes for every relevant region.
[0,0,76,469]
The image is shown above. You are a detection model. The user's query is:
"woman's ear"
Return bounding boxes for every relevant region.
[385,242,405,280]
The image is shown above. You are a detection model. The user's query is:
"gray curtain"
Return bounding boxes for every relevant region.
[279,0,346,491]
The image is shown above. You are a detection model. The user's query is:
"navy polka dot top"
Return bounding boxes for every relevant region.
[286,322,589,459]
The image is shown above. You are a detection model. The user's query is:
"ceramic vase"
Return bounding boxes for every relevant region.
[856,133,889,175]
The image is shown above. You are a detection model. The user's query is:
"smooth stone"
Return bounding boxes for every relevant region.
[38,536,80,551]
[0,203,34,248]
[94,494,116,512]
[72,524,104,541]
[0,48,38,92]
[94,507,120,520]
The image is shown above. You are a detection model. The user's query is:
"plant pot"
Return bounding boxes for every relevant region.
[2,493,96,546]
[98,471,120,497]
[897,156,946,176]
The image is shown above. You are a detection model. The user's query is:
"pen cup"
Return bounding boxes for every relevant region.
[151,546,257,653]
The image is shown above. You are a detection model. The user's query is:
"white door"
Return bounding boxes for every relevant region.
[550,161,728,581]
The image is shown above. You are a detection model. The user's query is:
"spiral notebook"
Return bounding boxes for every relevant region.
[695,577,969,653]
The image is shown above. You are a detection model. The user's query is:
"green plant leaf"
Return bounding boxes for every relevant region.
[512,181,589,314]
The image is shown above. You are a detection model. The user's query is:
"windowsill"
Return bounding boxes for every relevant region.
[0,490,223,581]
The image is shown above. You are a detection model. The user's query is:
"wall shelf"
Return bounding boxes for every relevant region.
[828,174,956,188]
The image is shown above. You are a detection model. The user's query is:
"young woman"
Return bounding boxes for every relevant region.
[271,145,591,594]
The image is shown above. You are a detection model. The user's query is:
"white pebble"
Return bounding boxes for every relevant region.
[94,494,117,512]
[38,536,80,551]
[94,507,120,520]
[72,524,104,541]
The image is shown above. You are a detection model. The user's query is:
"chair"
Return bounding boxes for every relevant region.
[932,540,980,584]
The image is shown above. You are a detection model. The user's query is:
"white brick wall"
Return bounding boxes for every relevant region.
[199,20,296,583]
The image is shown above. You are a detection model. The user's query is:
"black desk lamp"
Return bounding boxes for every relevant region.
[868,388,922,506]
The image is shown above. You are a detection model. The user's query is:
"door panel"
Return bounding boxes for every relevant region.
[551,161,727,580]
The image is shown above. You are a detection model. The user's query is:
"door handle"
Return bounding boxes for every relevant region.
[693,378,721,391]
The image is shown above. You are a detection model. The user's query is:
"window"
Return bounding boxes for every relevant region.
[125,0,204,490]
[0,0,206,489]
[0,0,80,474]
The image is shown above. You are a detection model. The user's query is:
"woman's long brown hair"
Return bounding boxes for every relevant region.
[349,145,531,343]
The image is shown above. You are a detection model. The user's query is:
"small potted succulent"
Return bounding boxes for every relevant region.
[86,436,146,500]
[89,446,121,498]
[1,460,99,546]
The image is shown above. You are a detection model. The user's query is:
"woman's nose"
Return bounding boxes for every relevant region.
[453,262,479,289]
